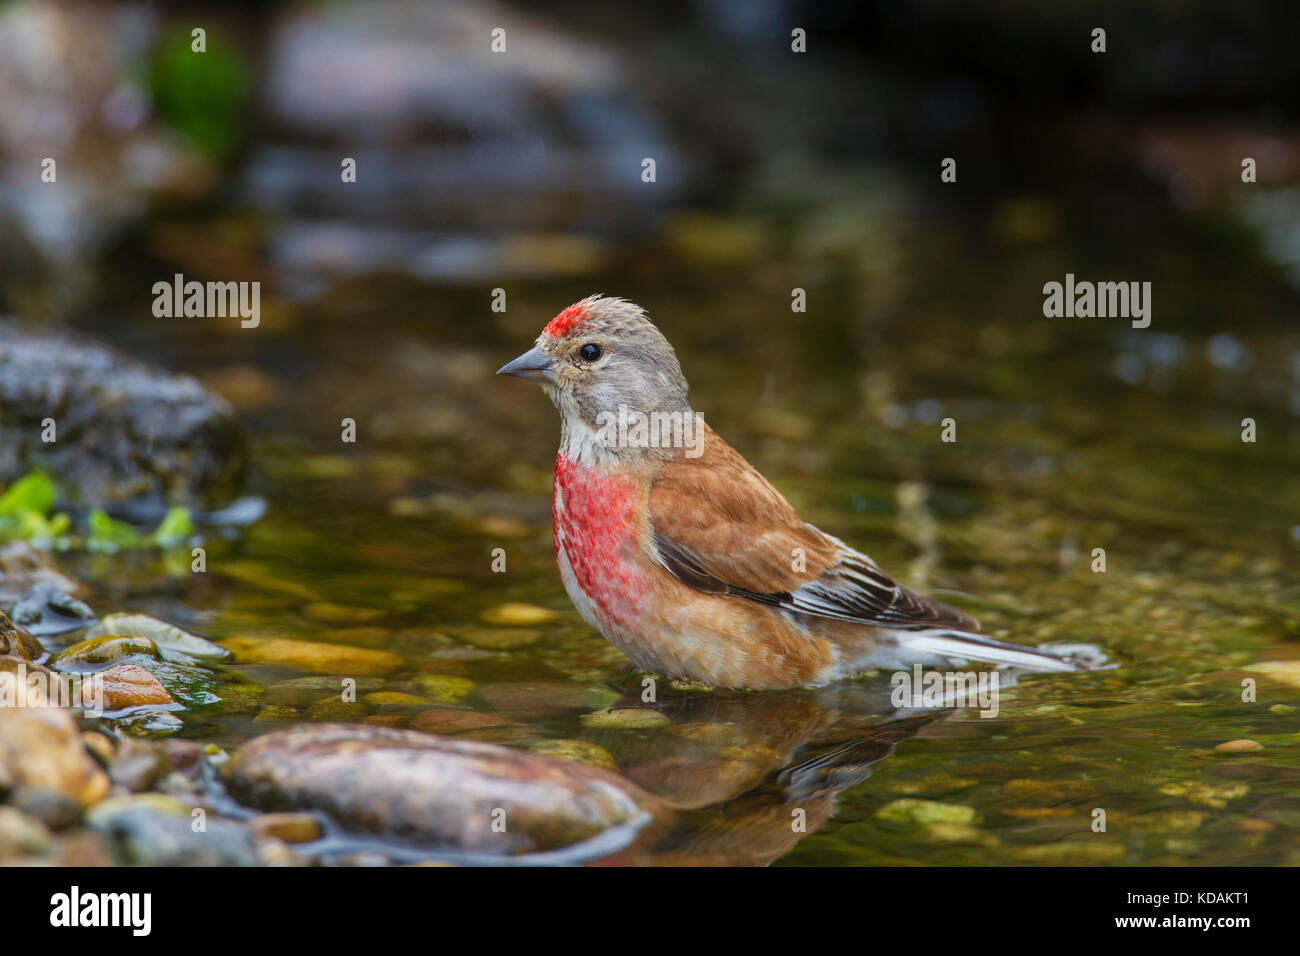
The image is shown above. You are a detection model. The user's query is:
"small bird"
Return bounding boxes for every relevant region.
[498,295,1099,690]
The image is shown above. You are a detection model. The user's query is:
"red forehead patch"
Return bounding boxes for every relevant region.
[543,301,588,338]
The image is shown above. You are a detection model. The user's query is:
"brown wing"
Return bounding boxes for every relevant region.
[649,425,979,632]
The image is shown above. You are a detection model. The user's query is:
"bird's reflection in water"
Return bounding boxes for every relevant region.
[586,675,977,865]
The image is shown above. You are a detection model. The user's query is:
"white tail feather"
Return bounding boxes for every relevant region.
[898,630,1097,673]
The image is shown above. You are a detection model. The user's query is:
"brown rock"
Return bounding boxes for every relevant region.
[362,715,409,729]
[478,681,597,720]
[108,738,166,792]
[222,636,404,676]
[0,611,43,660]
[162,739,205,777]
[1215,739,1264,754]
[222,724,660,858]
[98,662,177,710]
[0,708,110,807]
[410,707,531,743]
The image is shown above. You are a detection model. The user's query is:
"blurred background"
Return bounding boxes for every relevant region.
[1,0,1299,866]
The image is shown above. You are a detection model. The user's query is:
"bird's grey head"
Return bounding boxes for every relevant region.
[497,294,692,427]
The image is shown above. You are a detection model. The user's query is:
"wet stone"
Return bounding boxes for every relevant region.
[0,542,82,605]
[362,715,409,729]
[0,320,246,509]
[0,610,44,660]
[11,582,95,636]
[362,691,431,714]
[528,739,618,770]
[115,712,185,738]
[409,707,532,743]
[108,739,167,793]
[579,707,672,730]
[223,636,404,676]
[480,603,559,626]
[318,626,392,648]
[1215,739,1264,754]
[1013,842,1126,864]
[1244,661,1300,689]
[308,697,365,721]
[0,709,110,807]
[301,602,385,624]
[52,635,161,671]
[479,681,603,720]
[267,674,383,706]
[455,627,544,650]
[80,732,115,768]
[162,739,206,778]
[0,655,68,707]
[8,787,83,831]
[412,673,476,704]
[255,704,301,722]
[86,795,260,867]
[222,724,658,857]
[876,799,978,828]
[0,806,53,860]
[84,614,231,663]
[98,662,179,711]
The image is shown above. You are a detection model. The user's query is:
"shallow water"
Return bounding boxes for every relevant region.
[55,174,1300,864]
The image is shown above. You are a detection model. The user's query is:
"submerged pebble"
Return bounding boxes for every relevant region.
[362,691,431,714]
[0,806,54,860]
[1215,739,1264,753]
[580,707,672,730]
[409,707,531,743]
[875,799,978,828]
[301,602,385,624]
[456,627,544,650]
[412,673,476,704]
[528,739,618,770]
[480,603,559,626]
[223,636,404,676]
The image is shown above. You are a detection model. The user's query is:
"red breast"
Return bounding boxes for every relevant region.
[553,453,650,629]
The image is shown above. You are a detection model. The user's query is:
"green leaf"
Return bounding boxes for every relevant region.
[148,30,252,158]
[87,509,142,551]
[152,506,194,545]
[0,471,56,516]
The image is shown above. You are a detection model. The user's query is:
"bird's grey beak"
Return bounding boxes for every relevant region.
[497,345,556,385]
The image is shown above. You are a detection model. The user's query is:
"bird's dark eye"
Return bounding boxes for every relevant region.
[579,343,603,362]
